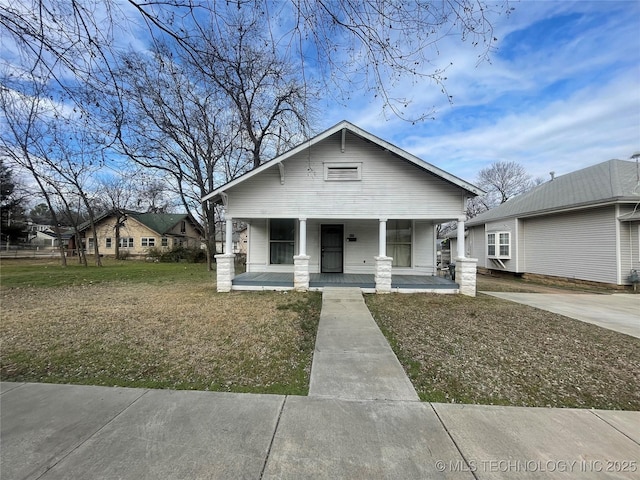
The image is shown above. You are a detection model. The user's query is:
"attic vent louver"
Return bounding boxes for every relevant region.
[324,162,362,181]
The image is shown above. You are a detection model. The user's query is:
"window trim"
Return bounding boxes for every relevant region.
[141,237,156,247]
[323,162,362,181]
[119,237,134,248]
[386,219,413,268]
[269,218,296,265]
[487,231,511,259]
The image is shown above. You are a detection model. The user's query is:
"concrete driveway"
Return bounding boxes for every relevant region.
[482,292,640,339]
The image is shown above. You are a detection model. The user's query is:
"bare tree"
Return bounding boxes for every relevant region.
[3,1,509,122]
[477,160,535,207]
[127,0,510,122]
[193,10,314,168]
[110,46,233,269]
[0,75,70,265]
[97,175,136,260]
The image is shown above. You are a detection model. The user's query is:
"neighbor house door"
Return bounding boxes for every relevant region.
[321,224,343,273]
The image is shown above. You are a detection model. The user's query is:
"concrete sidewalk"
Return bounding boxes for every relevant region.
[2,287,640,479]
[308,287,419,401]
[2,382,639,479]
[483,292,640,339]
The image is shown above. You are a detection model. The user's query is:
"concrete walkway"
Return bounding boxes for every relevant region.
[2,288,640,479]
[483,292,640,339]
[309,287,419,401]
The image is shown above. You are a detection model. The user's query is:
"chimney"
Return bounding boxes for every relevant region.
[549,171,555,181]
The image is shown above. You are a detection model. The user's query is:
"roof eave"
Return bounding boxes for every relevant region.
[467,197,637,226]
[201,120,484,202]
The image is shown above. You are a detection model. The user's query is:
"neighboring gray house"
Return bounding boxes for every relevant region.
[203,121,484,295]
[462,159,640,286]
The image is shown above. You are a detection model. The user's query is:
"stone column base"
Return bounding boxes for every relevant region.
[215,253,236,292]
[455,257,478,297]
[374,256,393,294]
[293,255,310,291]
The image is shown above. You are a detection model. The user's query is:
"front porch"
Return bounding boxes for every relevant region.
[230,272,459,293]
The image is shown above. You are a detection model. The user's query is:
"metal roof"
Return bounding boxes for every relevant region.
[467,159,640,226]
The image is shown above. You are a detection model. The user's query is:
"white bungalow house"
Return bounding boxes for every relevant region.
[202,121,484,295]
[460,159,640,287]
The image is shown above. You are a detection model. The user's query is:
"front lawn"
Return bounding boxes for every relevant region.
[0,259,321,395]
[365,292,640,410]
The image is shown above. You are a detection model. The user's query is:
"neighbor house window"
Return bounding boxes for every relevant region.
[487,232,510,258]
[161,237,168,247]
[324,162,362,181]
[386,220,412,267]
[141,237,155,247]
[180,221,186,233]
[105,237,112,248]
[270,219,295,264]
[119,237,134,248]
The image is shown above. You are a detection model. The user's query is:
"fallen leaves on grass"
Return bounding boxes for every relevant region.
[365,293,640,410]
[0,284,321,395]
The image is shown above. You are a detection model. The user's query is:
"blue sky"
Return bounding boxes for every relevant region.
[2,0,638,188]
[320,1,640,183]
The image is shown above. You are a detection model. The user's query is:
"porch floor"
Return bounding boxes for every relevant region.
[231,272,458,291]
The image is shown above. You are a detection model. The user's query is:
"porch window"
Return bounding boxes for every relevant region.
[386,220,412,267]
[270,219,295,264]
[488,232,510,258]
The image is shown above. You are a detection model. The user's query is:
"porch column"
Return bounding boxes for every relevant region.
[215,218,235,292]
[294,217,310,291]
[378,219,387,256]
[375,218,392,293]
[457,217,465,259]
[455,256,478,297]
[299,218,307,256]
[225,218,233,254]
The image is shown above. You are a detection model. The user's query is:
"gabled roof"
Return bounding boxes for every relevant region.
[77,210,204,236]
[131,213,196,235]
[467,159,640,226]
[202,120,484,203]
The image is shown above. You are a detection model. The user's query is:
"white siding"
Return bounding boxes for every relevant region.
[341,220,378,273]
[247,219,269,272]
[468,226,486,267]
[522,206,618,284]
[485,218,518,272]
[413,221,437,275]
[245,218,437,275]
[226,131,466,220]
[619,205,640,283]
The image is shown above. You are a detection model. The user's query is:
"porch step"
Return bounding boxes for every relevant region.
[308,287,419,401]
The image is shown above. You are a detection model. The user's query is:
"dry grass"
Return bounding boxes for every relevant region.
[365,286,640,410]
[1,282,321,394]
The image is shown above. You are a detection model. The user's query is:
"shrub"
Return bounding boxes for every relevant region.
[148,245,206,263]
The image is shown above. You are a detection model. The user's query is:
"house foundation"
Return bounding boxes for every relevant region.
[215,253,236,292]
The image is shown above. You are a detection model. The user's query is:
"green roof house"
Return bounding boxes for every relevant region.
[77,210,203,257]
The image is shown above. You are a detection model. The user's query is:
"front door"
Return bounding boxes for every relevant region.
[321,224,343,273]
